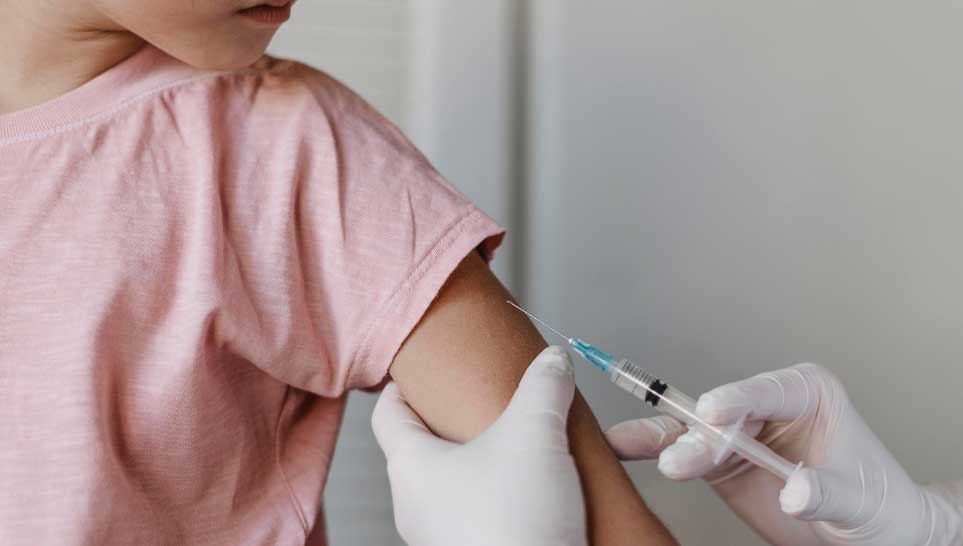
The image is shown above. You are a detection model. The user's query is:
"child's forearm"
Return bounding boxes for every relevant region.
[567,389,680,544]
[390,252,678,545]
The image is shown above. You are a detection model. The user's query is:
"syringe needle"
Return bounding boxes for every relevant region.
[505,301,572,342]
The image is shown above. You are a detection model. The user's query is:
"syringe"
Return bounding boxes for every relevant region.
[508,301,801,481]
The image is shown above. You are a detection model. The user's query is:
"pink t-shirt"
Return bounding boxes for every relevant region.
[0,44,503,545]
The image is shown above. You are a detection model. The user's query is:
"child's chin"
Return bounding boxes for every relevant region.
[174,42,272,71]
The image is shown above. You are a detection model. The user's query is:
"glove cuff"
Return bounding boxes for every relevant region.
[921,482,963,546]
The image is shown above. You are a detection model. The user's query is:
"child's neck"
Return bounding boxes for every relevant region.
[0,3,144,114]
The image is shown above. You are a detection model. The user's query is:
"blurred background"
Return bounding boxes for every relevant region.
[269,1,963,544]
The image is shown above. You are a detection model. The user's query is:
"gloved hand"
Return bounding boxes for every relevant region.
[605,363,963,546]
[372,346,587,546]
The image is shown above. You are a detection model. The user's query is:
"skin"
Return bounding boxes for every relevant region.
[0,0,287,113]
[392,252,679,545]
[2,3,679,543]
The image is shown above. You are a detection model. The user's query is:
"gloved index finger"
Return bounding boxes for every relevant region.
[502,346,576,419]
[696,366,816,425]
[604,415,687,461]
[493,346,576,449]
[371,382,451,459]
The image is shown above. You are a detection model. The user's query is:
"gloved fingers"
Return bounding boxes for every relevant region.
[372,382,450,459]
[604,416,686,461]
[657,428,719,481]
[496,346,576,447]
[696,366,818,426]
[780,466,864,524]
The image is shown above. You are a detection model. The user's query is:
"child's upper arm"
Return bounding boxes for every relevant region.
[389,250,543,441]
[389,251,679,546]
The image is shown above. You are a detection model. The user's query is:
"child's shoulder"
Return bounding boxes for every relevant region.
[239,53,355,105]
[189,51,395,142]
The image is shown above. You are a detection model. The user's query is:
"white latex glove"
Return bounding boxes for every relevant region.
[606,363,963,546]
[372,346,587,546]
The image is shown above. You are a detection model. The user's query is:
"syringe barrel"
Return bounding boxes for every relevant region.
[725,430,798,480]
[607,358,798,481]
[608,359,697,424]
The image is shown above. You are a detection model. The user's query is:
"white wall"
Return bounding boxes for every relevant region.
[406,0,525,288]
[527,2,963,544]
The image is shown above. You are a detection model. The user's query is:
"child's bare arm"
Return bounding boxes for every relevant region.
[389,251,679,545]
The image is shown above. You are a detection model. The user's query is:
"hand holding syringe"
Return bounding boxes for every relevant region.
[508,301,802,481]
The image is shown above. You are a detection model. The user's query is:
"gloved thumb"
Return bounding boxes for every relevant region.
[604,416,687,461]
[780,466,864,523]
[372,382,453,460]
[494,346,576,449]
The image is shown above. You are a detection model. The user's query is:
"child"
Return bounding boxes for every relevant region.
[0,2,676,544]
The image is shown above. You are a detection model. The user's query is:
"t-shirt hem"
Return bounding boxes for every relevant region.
[346,207,505,390]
